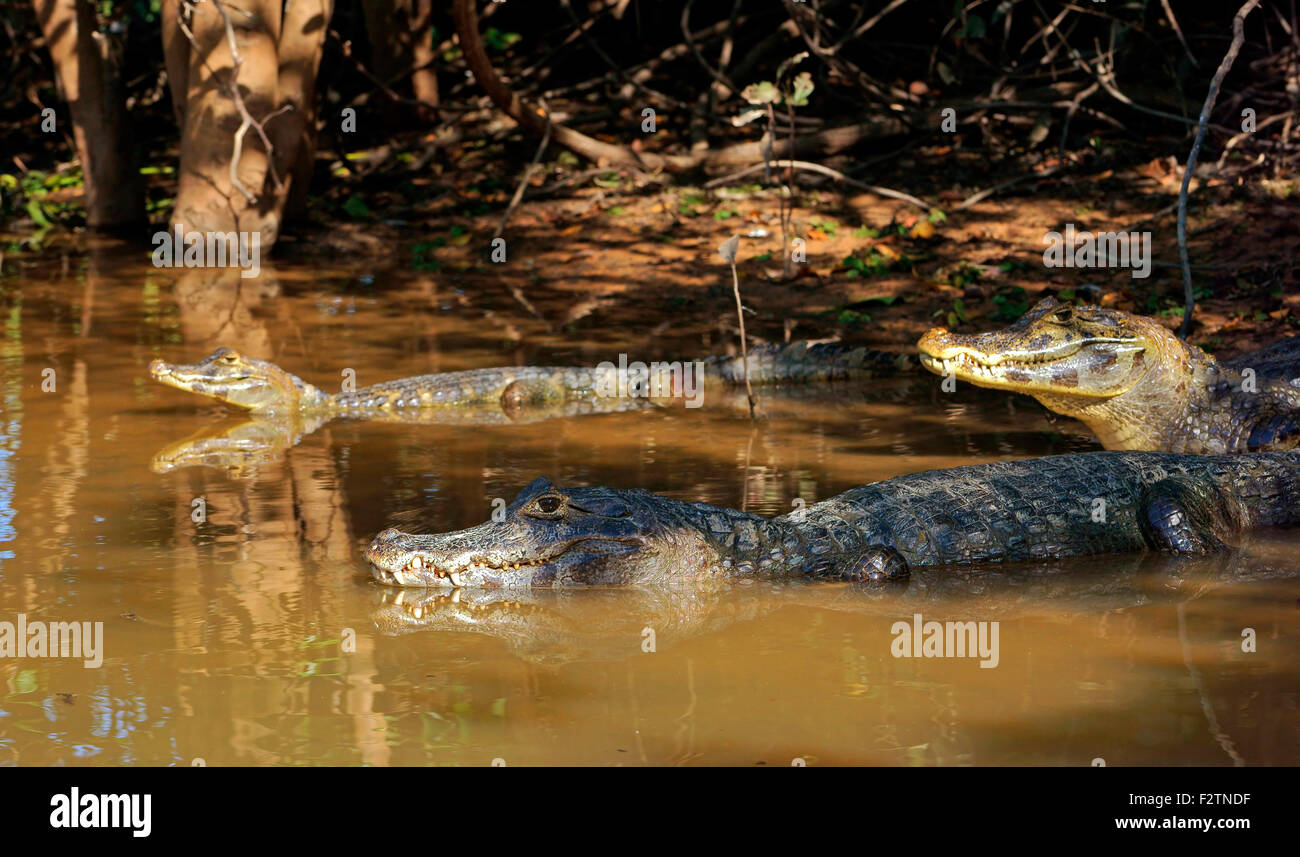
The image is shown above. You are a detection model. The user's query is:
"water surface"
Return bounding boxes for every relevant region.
[1,249,1296,765]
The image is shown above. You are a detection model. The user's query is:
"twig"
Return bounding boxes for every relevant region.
[495,100,553,241]
[558,0,686,108]
[1034,0,1235,135]
[1215,111,1288,170]
[1058,81,1100,159]
[704,159,930,210]
[719,236,755,418]
[1160,0,1199,67]
[681,0,739,99]
[1177,0,1261,339]
[954,164,1063,212]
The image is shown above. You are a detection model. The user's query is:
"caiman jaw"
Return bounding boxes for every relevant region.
[365,524,649,589]
[150,358,252,403]
[917,328,1144,398]
[919,340,1083,374]
[365,533,564,589]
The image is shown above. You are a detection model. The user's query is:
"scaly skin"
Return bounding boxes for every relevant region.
[363,451,1300,588]
[150,343,910,420]
[917,297,1300,452]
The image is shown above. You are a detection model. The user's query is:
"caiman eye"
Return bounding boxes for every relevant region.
[1048,307,1073,324]
[535,496,563,514]
[220,352,240,364]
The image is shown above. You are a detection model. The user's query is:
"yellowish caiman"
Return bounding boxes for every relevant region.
[917,297,1300,453]
[150,343,910,421]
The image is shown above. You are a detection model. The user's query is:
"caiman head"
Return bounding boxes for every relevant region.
[149,347,327,414]
[365,477,710,588]
[916,297,1206,448]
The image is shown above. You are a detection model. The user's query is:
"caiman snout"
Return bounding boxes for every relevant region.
[367,528,405,558]
[149,358,171,378]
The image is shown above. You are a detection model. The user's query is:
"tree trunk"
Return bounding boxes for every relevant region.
[165,0,328,245]
[362,0,439,117]
[272,0,333,220]
[32,0,144,228]
[170,0,283,240]
[160,0,190,129]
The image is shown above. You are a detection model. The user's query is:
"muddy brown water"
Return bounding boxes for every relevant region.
[0,250,1297,766]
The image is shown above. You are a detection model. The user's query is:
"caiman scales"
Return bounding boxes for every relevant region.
[918,297,1300,453]
[365,450,1300,588]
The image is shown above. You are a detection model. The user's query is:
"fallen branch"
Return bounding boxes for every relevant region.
[453,0,906,174]
[1177,0,1261,339]
[704,159,930,210]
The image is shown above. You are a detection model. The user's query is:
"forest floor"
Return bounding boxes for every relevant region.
[283,117,1299,361]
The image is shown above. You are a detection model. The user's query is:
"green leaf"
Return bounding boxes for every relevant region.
[484,28,522,51]
[774,51,809,81]
[788,71,815,107]
[342,195,371,218]
[962,14,986,39]
[14,669,37,694]
[742,81,780,105]
[26,199,51,228]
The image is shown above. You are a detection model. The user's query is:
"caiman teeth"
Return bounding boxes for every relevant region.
[382,553,554,586]
[397,594,530,619]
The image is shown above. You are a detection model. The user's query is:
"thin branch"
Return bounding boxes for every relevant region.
[1178,0,1261,339]
[704,159,931,210]
[495,100,553,241]
[954,164,1063,212]
[1160,0,1199,67]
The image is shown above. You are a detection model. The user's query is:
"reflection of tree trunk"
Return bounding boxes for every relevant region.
[38,360,89,573]
[165,0,331,242]
[171,266,279,354]
[362,0,439,115]
[32,0,144,228]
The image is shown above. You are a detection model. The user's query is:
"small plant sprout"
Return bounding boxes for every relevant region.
[738,52,814,280]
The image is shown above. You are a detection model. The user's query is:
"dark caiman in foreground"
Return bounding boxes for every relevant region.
[365,451,1300,587]
[918,297,1300,452]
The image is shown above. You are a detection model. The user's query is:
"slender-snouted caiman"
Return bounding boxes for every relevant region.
[917,296,1300,452]
[150,343,909,420]
[364,450,1300,587]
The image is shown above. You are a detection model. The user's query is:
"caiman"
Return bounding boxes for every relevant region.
[150,343,910,420]
[364,450,1300,587]
[917,297,1300,453]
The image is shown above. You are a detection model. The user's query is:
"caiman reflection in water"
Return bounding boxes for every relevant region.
[370,550,1296,665]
